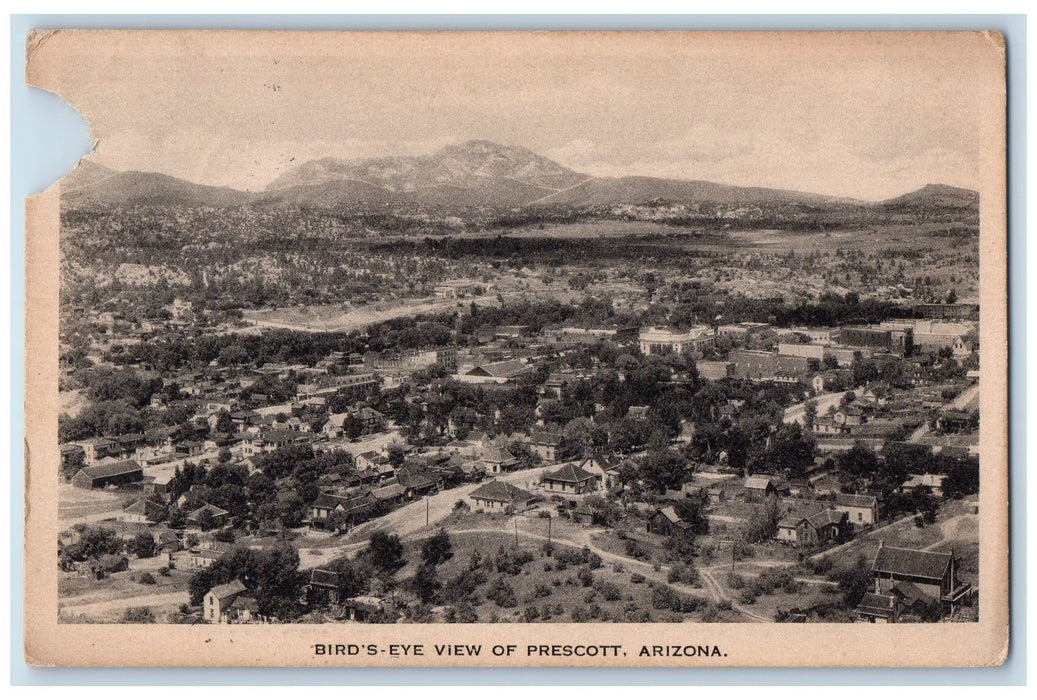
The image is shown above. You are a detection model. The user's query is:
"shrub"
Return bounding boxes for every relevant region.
[577,566,594,587]
[624,602,651,622]
[138,572,156,585]
[494,546,534,575]
[630,573,646,584]
[782,577,804,594]
[446,602,478,623]
[127,532,156,559]
[739,588,758,605]
[702,604,721,622]
[570,605,590,622]
[583,590,597,603]
[594,579,622,601]
[157,567,171,577]
[726,573,746,589]
[533,583,552,598]
[809,558,833,575]
[624,539,651,560]
[523,606,540,622]
[486,578,518,608]
[122,606,155,623]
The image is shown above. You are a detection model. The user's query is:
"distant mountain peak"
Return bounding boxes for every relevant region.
[264,139,586,198]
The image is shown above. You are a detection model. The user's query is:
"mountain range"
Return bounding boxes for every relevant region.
[60,140,979,212]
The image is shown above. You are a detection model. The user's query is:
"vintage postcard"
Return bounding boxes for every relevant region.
[24,30,1008,667]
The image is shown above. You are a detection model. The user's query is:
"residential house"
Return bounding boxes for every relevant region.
[775,507,847,547]
[540,462,600,499]
[119,498,166,526]
[308,493,376,529]
[185,503,231,530]
[530,432,563,462]
[396,469,443,499]
[833,492,880,528]
[203,580,251,623]
[322,413,350,439]
[370,483,405,507]
[647,506,689,537]
[342,596,385,622]
[467,480,537,513]
[479,446,518,475]
[744,475,788,503]
[867,543,973,617]
[900,473,948,499]
[307,569,347,606]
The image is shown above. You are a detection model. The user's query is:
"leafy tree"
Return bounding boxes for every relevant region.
[214,410,234,434]
[743,495,781,544]
[673,493,710,535]
[832,556,872,608]
[332,559,369,598]
[639,450,690,493]
[363,532,405,573]
[766,422,816,477]
[803,400,818,427]
[411,562,442,604]
[421,528,453,566]
[837,442,880,478]
[128,532,156,559]
[60,449,86,480]
[59,525,122,570]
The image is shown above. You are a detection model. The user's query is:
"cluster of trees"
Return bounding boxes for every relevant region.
[59,367,165,441]
[164,446,357,531]
[58,525,123,571]
[836,441,980,504]
[188,542,305,619]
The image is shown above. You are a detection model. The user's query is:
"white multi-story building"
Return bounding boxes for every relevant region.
[638,326,714,356]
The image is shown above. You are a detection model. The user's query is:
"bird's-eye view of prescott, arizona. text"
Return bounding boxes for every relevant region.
[56,134,981,627]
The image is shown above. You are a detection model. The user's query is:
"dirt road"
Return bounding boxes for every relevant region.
[783,391,851,426]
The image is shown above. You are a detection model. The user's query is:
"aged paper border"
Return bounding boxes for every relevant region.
[23,29,1009,668]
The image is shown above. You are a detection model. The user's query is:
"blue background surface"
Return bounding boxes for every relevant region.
[9,13,1027,686]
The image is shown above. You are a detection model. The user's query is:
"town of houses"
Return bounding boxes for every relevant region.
[57,295,980,626]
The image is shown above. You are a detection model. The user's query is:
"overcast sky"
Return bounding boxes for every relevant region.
[31,31,1001,200]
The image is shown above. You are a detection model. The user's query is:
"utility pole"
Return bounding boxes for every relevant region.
[547,513,552,546]
[426,497,429,527]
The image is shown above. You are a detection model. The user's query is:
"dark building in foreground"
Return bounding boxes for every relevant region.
[71,460,144,489]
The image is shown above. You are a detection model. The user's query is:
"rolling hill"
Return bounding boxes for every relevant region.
[62,165,251,208]
[878,184,980,210]
[59,141,979,216]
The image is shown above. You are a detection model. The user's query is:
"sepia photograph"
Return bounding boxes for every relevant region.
[23,29,1008,667]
